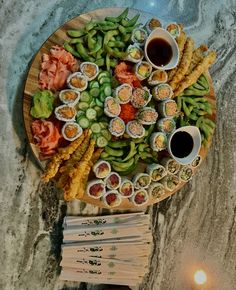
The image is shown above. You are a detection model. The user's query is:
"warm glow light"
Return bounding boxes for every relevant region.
[194,270,207,285]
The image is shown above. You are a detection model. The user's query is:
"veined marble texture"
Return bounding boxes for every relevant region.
[0,0,235,290]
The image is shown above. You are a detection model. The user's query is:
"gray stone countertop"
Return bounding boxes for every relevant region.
[0,0,236,289]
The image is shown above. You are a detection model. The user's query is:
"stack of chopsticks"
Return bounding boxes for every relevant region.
[60,212,152,286]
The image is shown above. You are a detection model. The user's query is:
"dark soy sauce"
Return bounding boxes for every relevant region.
[171,131,194,158]
[147,38,173,66]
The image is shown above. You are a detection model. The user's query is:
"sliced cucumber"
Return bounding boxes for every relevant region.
[91,123,101,134]
[96,136,108,148]
[76,110,85,119]
[94,106,103,117]
[80,91,92,103]
[98,71,110,81]
[101,129,112,141]
[78,102,89,111]
[99,77,111,85]
[99,91,107,102]
[95,98,104,107]
[89,81,100,89]
[86,108,97,120]
[99,122,108,129]
[90,87,100,97]
[101,83,112,96]
[78,117,90,128]
[90,99,96,108]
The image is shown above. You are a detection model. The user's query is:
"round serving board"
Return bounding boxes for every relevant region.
[23,7,216,209]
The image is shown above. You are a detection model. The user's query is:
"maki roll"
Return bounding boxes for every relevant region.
[146,164,167,181]
[158,99,178,118]
[109,117,125,137]
[160,174,180,191]
[62,122,83,141]
[59,89,80,105]
[135,61,152,80]
[136,107,158,125]
[93,160,111,179]
[178,165,193,182]
[126,120,145,139]
[126,44,144,63]
[103,191,122,208]
[191,155,202,168]
[119,179,134,198]
[156,118,176,134]
[161,157,181,175]
[80,62,99,80]
[105,172,121,190]
[150,132,167,152]
[55,104,76,122]
[86,180,106,199]
[115,84,132,104]
[131,189,149,207]
[148,182,165,199]
[148,70,168,86]
[145,18,162,34]
[166,23,181,38]
[131,87,151,108]
[152,84,173,101]
[131,28,148,46]
[67,72,88,92]
[104,97,121,117]
[133,173,151,189]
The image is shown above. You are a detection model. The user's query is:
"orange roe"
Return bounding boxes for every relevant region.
[119,102,138,124]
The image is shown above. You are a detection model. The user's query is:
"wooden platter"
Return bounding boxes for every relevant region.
[23,7,216,209]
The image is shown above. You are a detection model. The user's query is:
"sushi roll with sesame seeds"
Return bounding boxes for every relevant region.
[126,120,145,139]
[136,107,158,125]
[108,117,125,137]
[80,62,99,80]
[59,89,80,105]
[67,72,88,92]
[62,122,83,141]
[150,132,167,152]
[55,104,77,122]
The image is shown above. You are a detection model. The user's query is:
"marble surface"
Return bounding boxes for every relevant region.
[0,0,236,289]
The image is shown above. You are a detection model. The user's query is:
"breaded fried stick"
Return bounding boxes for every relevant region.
[186,44,208,75]
[173,51,217,97]
[41,132,85,183]
[169,37,194,91]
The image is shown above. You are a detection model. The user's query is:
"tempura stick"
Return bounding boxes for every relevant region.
[186,44,208,75]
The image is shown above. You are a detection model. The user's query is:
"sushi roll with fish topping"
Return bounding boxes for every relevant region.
[131,28,148,46]
[166,23,181,38]
[152,83,173,101]
[87,179,106,199]
[55,104,77,122]
[67,72,88,92]
[145,18,162,34]
[62,122,83,141]
[136,107,158,125]
[133,173,151,189]
[156,118,176,134]
[158,99,178,118]
[191,155,202,168]
[135,61,152,80]
[59,89,80,105]
[105,172,121,190]
[93,160,111,179]
[103,191,122,208]
[104,97,121,117]
[131,87,151,108]
[150,132,167,152]
[146,164,167,181]
[160,174,180,191]
[148,70,168,86]
[115,84,132,104]
[126,120,145,139]
[80,62,99,80]
[119,179,134,198]
[178,165,193,182]
[161,157,181,175]
[125,44,144,63]
[109,117,125,137]
[148,182,165,199]
[131,189,149,207]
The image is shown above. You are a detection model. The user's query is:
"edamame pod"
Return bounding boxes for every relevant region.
[105,7,129,23]
[121,13,140,27]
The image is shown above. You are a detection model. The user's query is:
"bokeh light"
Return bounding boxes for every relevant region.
[194,270,207,285]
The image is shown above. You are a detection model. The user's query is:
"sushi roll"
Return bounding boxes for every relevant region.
[136,107,158,125]
[148,70,168,86]
[166,23,181,38]
[109,117,125,137]
[178,165,193,182]
[146,164,167,181]
[145,18,162,34]
[191,155,202,168]
[80,62,99,80]
[105,172,121,190]
[131,28,148,46]
[93,160,111,179]
[133,173,151,189]
[55,104,76,122]
[103,191,122,208]
[126,44,144,63]
[131,87,151,108]
[152,84,173,101]
[148,182,165,199]
[160,174,180,191]
[126,120,145,139]
[150,132,167,152]
[156,118,176,134]
[119,179,134,198]
[104,97,121,117]
[158,99,178,118]
[135,61,152,80]
[86,179,106,199]
[131,189,149,207]
[59,89,80,105]
[161,157,181,175]
[67,72,88,92]
[62,122,83,141]
[115,84,132,104]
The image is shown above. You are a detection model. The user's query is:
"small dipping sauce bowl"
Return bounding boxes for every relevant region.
[144,27,179,70]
